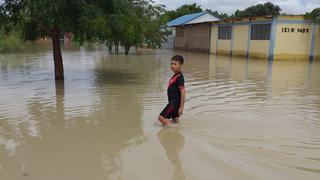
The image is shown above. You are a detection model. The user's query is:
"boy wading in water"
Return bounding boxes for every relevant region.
[158,55,185,127]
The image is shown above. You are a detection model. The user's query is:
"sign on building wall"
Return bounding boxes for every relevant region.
[281,27,310,34]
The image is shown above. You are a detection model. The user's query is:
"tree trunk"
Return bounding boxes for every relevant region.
[116,44,119,54]
[51,27,64,80]
[106,41,112,53]
[125,46,130,55]
[108,45,112,53]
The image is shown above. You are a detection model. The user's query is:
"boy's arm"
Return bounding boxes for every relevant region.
[179,88,185,115]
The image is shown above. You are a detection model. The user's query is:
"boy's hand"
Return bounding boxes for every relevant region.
[178,107,184,115]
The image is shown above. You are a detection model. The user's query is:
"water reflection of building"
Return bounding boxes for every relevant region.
[268,60,320,95]
[208,54,320,97]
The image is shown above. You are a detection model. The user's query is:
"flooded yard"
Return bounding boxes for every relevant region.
[0,46,320,180]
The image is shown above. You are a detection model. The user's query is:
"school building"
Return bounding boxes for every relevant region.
[168,13,320,61]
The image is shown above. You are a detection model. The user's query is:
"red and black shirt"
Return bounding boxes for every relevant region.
[167,71,184,103]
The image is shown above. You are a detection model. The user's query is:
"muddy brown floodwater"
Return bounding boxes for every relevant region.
[0,45,320,180]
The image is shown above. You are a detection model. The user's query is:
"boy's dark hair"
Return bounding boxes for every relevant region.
[171,55,184,64]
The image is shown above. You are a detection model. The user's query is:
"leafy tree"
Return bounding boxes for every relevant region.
[161,3,202,22]
[137,1,168,49]
[204,9,229,19]
[0,0,114,80]
[107,0,168,54]
[305,8,320,24]
[160,3,228,22]
[173,3,202,18]
[118,11,143,54]
[232,2,281,18]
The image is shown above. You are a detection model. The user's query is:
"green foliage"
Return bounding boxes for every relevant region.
[160,3,227,22]
[232,2,281,18]
[106,0,169,54]
[159,2,281,22]
[0,0,169,55]
[75,7,111,44]
[135,1,169,49]
[204,9,229,19]
[0,29,24,53]
[305,8,320,24]
[161,3,202,22]
[118,12,143,51]
[0,0,114,42]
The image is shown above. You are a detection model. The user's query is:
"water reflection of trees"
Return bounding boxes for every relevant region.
[0,52,160,179]
[93,54,161,176]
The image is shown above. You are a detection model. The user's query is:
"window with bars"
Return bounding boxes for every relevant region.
[251,24,271,40]
[218,26,232,40]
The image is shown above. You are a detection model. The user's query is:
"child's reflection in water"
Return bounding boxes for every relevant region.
[157,128,186,180]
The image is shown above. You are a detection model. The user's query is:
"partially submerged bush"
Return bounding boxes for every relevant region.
[0,31,24,53]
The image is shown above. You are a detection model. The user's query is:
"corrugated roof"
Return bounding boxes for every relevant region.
[167,12,207,27]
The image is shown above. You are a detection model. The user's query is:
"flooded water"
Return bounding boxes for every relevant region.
[0,45,320,180]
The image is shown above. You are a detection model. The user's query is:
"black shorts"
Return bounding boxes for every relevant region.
[160,102,180,119]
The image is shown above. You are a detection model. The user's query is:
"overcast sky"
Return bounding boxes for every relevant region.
[0,0,318,15]
[154,0,320,15]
